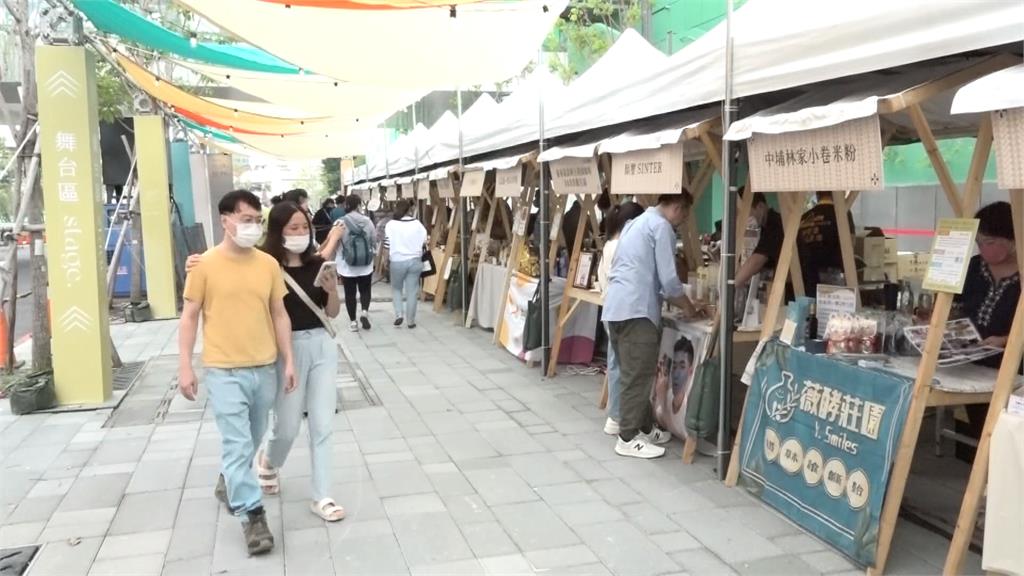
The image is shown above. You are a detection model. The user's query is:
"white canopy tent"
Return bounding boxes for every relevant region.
[951,63,1024,114]
[176,0,567,89]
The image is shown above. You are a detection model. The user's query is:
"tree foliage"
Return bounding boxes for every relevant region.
[548,0,642,83]
[321,158,341,195]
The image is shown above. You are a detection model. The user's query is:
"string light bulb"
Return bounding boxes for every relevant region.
[189,33,198,48]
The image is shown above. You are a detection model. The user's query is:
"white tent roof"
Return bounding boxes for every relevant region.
[547,0,1024,140]
[178,59,424,122]
[422,93,500,167]
[951,63,1024,114]
[177,0,566,89]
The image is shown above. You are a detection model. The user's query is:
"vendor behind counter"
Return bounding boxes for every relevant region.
[798,191,857,297]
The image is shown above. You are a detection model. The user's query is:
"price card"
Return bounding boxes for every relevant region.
[816,284,857,332]
[923,218,979,294]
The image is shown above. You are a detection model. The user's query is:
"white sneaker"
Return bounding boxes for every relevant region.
[615,437,666,459]
[603,418,620,436]
[697,438,717,457]
[639,427,672,445]
[349,321,359,332]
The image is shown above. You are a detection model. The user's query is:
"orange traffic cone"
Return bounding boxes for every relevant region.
[0,309,9,368]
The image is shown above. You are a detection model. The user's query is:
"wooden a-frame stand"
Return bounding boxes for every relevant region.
[492,161,541,346]
[719,54,1016,576]
[465,174,515,328]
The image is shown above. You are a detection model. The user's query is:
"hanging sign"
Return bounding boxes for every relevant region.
[36,45,113,405]
[385,184,398,201]
[922,218,979,294]
[437,176,455,199]
[496,166,522,198]
[739,341,912,567]
[991,108,1024,189]
[611,143,685,196]
[550,156,601,196]
[748,116,884,192]
[415,178,431,200]
[400,182,414,199]
[460,169,486,198]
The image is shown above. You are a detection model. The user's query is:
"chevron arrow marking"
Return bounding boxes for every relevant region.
[45,70,80,99]
[59,305,91,333]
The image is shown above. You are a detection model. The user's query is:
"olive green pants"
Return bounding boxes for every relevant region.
[608,318,659,442]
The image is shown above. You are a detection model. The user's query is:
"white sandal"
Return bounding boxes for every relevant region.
[256,451,280,495]
[311,498,346,522]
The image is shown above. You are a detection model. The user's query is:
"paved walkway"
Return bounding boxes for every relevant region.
[0,304,981,575]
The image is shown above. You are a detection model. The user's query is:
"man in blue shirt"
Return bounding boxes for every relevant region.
[603,192,698,459]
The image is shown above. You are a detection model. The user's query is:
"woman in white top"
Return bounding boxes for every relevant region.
[385,200,429,328]
[596,201,645,436]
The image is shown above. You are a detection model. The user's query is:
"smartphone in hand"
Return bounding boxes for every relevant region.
[314,261,337,288]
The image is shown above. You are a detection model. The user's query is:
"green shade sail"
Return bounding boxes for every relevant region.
[73,0,301,74]
[177,117,240,143]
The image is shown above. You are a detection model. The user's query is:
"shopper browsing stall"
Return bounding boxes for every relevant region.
[602,192,699,459]
[385,200,429,329]
[735,192,784,288]
[596,201,644,437]
[337,194,378,332]
[797,191,857,297]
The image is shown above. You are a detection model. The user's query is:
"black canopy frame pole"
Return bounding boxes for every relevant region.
[717,0,737,481]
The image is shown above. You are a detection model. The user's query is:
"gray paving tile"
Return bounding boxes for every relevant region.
[589,478,645,506]
[620,501,682,535]
[126,459,189,494]
[773,533,828,555]
[553,500,625,528]
[461,521,518,558]
[160,556,212,576]
[60,474,131,511]
[166,518,216,562]
[369,461,434,498]
[331,481,386,522]
[392,511,474,568]
[669,508,784,564]
[505,453,581,487]
[734,554,821,575]
[442,494,496,526]
[30,536,104,576]
[436,432,499,462]
[479,427,546,456]
[464,468,538,506]
[671,549,739,575]
[6,494,63,524]
[383,493,447,517]
[492,501,580,552]
[108,490,181,535]
[478,553,533,575]
[0,521,45,546]
[650,531,704,553]
[26,478,76,498]
[800,549,857,573]
[284,527,334,575]
[423,462,475,496]
[96,529,173,560]
[574,520,679,576]
[524,544,600,570]
[535,481,602,505]
[88,553,165,576]
[409,558,484,575]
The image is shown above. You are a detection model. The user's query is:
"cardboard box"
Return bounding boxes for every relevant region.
[856,234,887,268]
[885,238,899,264]
[862,266,887,283]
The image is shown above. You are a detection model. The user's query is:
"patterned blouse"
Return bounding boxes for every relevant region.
[956,255,1021,369]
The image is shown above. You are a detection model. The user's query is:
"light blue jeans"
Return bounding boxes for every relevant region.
[390,257,424,324]
[205,364,277,515]
[265,328,338,501]
[604,321,621,421]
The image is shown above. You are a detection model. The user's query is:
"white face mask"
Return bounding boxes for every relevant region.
[283,234,310,254]
[232,222,263,249]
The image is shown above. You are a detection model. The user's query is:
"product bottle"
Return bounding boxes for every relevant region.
[806,302,819,341]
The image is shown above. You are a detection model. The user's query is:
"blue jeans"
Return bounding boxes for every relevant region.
[265,328,338,502]
[206,365,277,515]
[604,321,621,421]
[390,257,424,324]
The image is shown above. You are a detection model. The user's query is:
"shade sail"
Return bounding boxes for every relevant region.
[951,64,1024,114]
[176,0,567,87]
[234,129,390,159]
[259,0,488,9]
[176,60,423,121]
[73,0,299,73]
[547,0,1024,140]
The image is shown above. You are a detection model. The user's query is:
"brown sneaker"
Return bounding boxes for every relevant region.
[214,474,231,512]
[243,506,274,556]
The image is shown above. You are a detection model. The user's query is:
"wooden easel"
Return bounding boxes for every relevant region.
[717,54,1016,576]
[432,171,463,313]
[465,174,515,329]
[422,176,453,300]
[492,161,540,345]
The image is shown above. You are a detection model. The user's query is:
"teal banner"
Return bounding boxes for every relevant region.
[170,140,195,226]
[739,341,912,567]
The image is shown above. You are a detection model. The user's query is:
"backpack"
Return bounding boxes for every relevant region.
[342,216,373,267]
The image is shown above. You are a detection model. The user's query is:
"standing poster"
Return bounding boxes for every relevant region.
[738,340,912,566]
[923,218,978,293]
[747,116,884,192]
[652,319,713,439]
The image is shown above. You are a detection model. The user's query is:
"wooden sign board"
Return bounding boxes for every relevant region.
[400,183,414,199]
[610,143,685,196]
[992,108,1024,189]
[551,156,601,196]
[385,185,398,201]
[416,178,430,200]
[461,169,486,198]
[496,166,522,198]
[437,176,455,199]
[748,115,884,192]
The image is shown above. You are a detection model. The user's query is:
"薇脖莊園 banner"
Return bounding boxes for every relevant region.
[738,340,912,567]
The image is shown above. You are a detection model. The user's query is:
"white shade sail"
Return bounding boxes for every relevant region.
[177,59,423,122]
[952,64,1024,114]
[234,128,390,160]
[176,0,567,89]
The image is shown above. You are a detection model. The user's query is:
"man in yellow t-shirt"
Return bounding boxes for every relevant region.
[179,189,294,556]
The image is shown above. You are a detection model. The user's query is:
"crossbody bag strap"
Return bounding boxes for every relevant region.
[282,270,338,339]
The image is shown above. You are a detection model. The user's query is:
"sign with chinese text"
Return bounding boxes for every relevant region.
[36,45,113,404]
[815,284,857,338]
[135,116,177,320]
[739,341,912,566]
[437,176,455,199]
[496,167,522,198]
[385,185,398,201]
[415,178,431,200]
[550,156,600,196]
[923,218,978,294]
[460,169,486,198]
[610,143,684,197]
[991,108,1024,189]
[748,116,884,192]
[400,182,414,199]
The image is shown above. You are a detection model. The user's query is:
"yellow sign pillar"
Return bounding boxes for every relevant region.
[36,46,112,405]
[135,115,177,319]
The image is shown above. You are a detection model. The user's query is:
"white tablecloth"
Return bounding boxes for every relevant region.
[469,262,506,330]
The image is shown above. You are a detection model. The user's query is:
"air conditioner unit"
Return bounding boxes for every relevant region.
[133,94,153,114]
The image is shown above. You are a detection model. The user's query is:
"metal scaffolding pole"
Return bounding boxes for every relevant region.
[717,0,737,481]
[457,89,469,323]
[538,49,551,376]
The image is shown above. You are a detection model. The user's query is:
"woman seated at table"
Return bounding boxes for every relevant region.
[954,201,1020,441]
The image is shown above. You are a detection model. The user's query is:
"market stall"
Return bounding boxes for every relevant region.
[718,53,1019,574]
[422,166,459,303]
